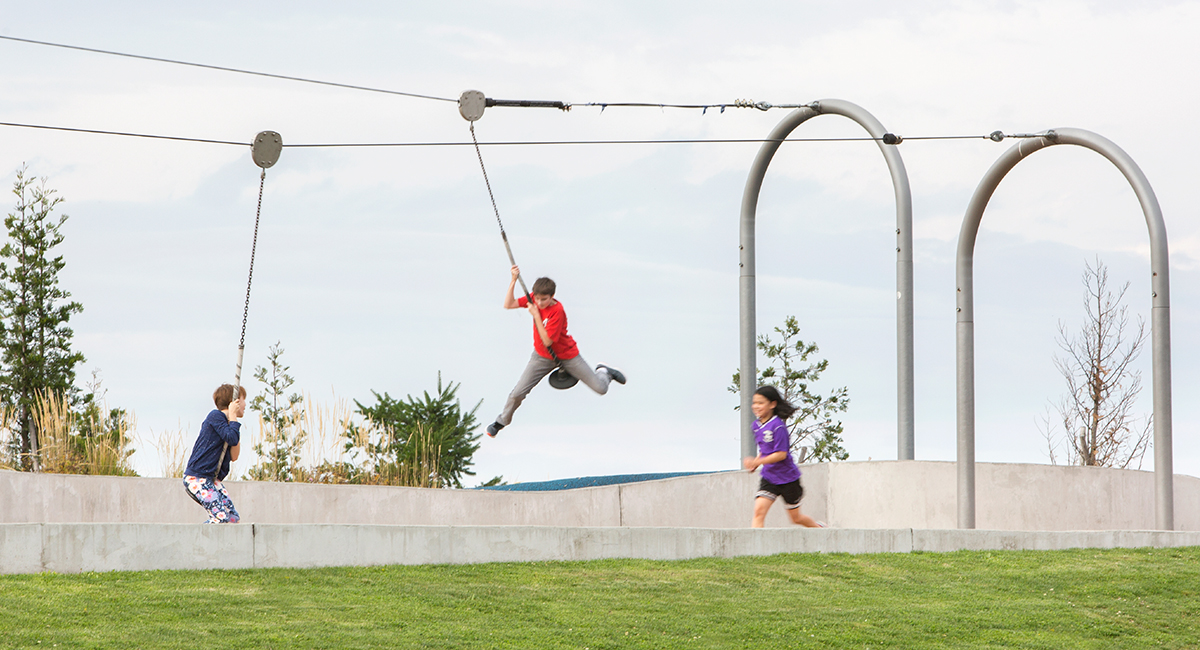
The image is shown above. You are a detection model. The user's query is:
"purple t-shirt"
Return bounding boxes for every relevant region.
[752,416,801,485]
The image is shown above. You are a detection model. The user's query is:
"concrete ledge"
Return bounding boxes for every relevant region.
[5,463,1198,531]
[910,529,1200,553]
[0,524,43,574]
[251,525,915,567]
[4,523,1198,574]
[39,523,255,573]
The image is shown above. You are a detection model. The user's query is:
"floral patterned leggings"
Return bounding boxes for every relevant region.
[183,475,241,524]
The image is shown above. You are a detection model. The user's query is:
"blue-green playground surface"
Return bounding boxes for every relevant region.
[477,471,714,491]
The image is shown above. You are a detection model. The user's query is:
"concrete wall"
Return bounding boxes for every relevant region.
[824,461,1200,531]
[2,461,1197,531]
[6,523,1200,574]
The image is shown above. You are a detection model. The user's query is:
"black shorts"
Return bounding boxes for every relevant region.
[756,478,803,509]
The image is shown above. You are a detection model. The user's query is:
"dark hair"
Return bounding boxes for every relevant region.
[531,277,556,296]
[754,385,796,421]
[213,384,248,410]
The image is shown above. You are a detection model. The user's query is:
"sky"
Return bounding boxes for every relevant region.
[1,0,1198,485]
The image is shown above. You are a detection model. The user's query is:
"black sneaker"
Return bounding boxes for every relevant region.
[486,422,504,438]
[597,365,626,385]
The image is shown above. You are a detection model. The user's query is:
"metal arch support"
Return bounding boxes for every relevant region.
[955,127,1173,530]
[738,99,915,463]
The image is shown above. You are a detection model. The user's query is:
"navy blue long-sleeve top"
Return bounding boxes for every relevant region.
[184,409,241,480]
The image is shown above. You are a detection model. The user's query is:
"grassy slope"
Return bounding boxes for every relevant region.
[3,547,1199,649]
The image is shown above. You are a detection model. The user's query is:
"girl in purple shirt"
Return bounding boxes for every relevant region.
[743,385,825,528]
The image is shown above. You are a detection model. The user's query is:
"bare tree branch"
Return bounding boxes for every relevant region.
[1042,257,1152,468]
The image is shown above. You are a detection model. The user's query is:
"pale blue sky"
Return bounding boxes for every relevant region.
[1,1,1198,483]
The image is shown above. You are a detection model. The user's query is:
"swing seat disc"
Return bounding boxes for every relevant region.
[548,367,579,390]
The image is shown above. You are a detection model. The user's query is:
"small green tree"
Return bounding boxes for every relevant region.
[729,315,849,462]
[0,167,86,470]
[354,374,482,488]
[247,342,306,482]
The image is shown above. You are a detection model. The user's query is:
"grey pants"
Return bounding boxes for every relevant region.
[496,352,612,426]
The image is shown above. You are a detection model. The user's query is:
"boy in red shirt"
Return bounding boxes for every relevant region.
[486,265,625,437]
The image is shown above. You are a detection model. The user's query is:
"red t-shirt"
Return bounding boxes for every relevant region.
[517,295,579,360]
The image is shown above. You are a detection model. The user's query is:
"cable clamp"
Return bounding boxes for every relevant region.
[733,99,771,111]
[1003,130,1057,141]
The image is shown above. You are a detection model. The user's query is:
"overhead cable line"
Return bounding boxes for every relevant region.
[0,120,1035,148]
[0,35,458,103]
[285,135,986,147]
[481,99,811,113]
[569,100,811,113]
[0,36,884,114]
[0,35,780,110]
[0,120,247,146]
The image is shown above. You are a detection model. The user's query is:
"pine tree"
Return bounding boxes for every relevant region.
[0,167,85,470]
[355,374,482,488]
[248,342,305,482]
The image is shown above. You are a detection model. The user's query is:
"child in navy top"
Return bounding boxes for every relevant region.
[743,385,825,528]
[182,383,246,524]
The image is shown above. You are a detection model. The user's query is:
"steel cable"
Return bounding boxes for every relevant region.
[0,35,457,103]
[0,120,1015,148]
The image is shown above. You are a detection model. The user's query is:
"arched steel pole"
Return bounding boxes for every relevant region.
[739,99,914,462]
[956,128,1173,530]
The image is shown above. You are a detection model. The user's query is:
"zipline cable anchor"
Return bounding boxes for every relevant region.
[486,98,570,110]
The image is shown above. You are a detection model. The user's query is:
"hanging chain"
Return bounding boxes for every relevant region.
[470,123,506,237]
[220,167,266,474]
[469,123,562,366]
[470,122,531,297]
[240,169,266,351]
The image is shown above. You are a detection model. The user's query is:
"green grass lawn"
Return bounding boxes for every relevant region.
[3,547,1199,649]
